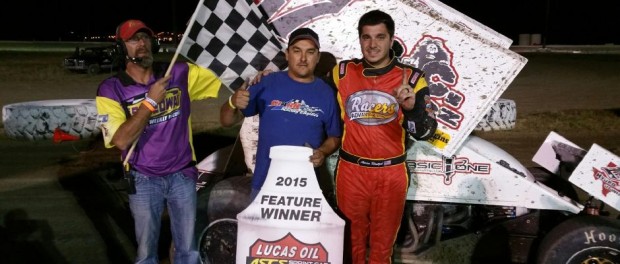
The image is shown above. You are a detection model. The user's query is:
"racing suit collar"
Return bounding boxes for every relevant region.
[362,49,397,77]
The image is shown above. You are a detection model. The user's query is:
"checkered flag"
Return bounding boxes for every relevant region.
[178,0,287,92]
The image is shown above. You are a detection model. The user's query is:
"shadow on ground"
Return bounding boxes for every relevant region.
[0,208,68,264]
[44,131,238,263]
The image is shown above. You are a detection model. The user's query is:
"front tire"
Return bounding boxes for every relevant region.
[536,215,620,264]
[198,218,237,264]
[195,176,251,264]
[87,64,101,75]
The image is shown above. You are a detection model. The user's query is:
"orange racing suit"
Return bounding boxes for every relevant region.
[332,56,436,264]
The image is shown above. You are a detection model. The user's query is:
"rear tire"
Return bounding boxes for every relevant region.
[536,215,620,264]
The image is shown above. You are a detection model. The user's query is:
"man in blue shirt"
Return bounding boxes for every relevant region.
[220,28,342,199]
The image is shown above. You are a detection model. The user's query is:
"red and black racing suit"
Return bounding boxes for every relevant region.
[332,56,436,264]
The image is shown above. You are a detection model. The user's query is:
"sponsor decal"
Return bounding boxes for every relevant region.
[407,155,491,185]
[269,99,323,117]
[125,88,183,125]
[426,128,450,149]
[401,35,465,130]
[345,90,397,125]
[97,114,108,123]
[246,233,330,264]
[497,160,526,177]
[592,162,620,196]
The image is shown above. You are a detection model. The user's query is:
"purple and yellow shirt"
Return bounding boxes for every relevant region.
[96,62,221,179]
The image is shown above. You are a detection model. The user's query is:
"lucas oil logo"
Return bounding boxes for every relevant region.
[592,162,620,197]
[246,233,330,264]
[345,90,398,125]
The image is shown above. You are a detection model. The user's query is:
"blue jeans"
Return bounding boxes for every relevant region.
[129,170,199,264]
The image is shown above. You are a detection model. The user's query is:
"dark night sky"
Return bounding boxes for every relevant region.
[2,0,619,45]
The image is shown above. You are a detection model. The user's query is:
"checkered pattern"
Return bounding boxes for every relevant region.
[179,0,287,91]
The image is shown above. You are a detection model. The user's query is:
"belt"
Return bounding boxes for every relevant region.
[338,148,407,167]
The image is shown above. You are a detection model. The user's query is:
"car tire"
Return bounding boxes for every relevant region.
[2,99,100,141]
[535,215,620,264]
[475,98,517,131]
[198,218,238,264]
[196,175,251,264]
[88,64,101,75]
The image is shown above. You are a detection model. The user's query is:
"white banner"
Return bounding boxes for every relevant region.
[237,146,345,263]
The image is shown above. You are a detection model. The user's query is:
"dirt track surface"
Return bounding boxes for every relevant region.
[0,50,619,263]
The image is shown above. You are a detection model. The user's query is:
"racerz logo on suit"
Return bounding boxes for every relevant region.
[345,90,398,125]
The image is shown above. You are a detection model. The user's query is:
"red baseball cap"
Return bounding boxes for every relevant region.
[116,20,154,41]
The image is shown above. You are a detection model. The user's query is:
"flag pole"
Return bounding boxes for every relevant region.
[164,0,205,77]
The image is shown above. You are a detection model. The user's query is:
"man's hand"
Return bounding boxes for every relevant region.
[230,81,250,110]
[309,149,326,168]
[306,137,340,168]
[394,70,415,111]
[147,75,171,104]
[248,69,273,86]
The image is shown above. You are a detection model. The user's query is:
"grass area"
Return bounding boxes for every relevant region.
[515,109,620,133]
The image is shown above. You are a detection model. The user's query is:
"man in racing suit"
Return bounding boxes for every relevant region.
[331,10,437,263]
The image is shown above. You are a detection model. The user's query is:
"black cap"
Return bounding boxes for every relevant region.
[288,28,320,49]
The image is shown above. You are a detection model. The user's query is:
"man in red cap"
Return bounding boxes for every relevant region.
[96,19,224,263]
[114,19,156,69]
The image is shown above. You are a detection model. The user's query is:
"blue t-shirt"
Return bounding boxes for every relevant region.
[241,71,341,190]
